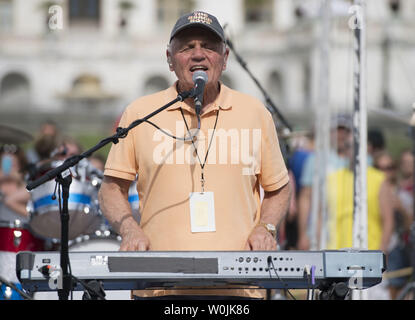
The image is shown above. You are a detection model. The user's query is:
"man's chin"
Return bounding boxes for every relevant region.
[176,80,194,93]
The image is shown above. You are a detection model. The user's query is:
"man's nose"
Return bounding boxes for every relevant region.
[191,45,205,60]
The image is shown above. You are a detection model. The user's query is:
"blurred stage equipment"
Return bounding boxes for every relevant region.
[0,124,33,144]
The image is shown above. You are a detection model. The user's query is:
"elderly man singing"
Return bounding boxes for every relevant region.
[98,11,291,300]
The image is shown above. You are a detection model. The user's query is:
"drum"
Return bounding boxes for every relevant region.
[0,220,44,300]
[128,180,140,223]
[69,229,122,252]
[29,161,101,240]
[0,220,44,253]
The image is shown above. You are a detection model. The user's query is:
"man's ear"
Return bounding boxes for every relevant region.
[222,47,230,71]
[166,49,174,71]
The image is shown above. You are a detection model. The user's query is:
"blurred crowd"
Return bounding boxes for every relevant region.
[0,117,414,300]
[280,114,414,300]
[0,120,105,229]
[0,120,109,299]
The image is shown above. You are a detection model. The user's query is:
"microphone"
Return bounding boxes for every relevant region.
[192,70,208,116]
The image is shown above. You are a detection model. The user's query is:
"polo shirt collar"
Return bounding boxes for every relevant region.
[165,81,232,115]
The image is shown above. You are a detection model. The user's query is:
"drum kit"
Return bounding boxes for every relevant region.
[0,125,139,300]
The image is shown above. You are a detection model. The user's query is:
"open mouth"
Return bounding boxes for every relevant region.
[190,65,208,72]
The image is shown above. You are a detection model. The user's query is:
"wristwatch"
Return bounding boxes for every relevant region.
[257,222,277,238]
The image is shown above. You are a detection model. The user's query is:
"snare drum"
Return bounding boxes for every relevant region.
[29,162,101,240]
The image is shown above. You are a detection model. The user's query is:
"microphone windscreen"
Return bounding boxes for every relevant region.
[192,70,208,83]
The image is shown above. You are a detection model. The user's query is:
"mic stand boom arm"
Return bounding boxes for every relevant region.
[25,89,193,300]
[226,38,292,133]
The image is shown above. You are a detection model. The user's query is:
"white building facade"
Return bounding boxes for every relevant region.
[0,0,414,133]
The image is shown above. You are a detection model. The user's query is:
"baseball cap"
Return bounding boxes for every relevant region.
[331,113,353,130]
[169,11,225,43]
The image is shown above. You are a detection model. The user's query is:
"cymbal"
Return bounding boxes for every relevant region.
[0,124,33,145]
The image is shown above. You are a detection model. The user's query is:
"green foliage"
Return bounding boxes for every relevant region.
[385,129,412,160]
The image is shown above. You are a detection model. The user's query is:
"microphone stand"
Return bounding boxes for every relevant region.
[26,89,193,300]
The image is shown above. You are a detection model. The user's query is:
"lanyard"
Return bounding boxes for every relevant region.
[180,107,220,193]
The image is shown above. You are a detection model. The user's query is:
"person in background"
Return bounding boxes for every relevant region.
[398,149,414,197]
[1,145,33,300]
[15,135,85,224]
[325,145,394,253]
[89,154,106,172]
[0,145,30,218]
[26,120,60,165]
[53,136,83,160]
[374,152,412,299]
[288,132,315,195]
[397,149,414,274]
[297,114,352,250]
[367,128,386,166]
[282,132,314,250]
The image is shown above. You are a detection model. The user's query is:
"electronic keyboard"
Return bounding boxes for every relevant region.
[16,250,385,293]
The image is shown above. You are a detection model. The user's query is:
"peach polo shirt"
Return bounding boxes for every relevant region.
[104,82,289,297]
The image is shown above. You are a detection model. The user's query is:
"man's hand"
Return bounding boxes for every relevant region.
[245,182,291,251]
[297,234,310,251]
[245,225,277,251]
[119,223,151,251]
[99,175,151,251]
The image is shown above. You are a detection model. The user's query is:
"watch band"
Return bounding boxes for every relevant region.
[257,222,277,238]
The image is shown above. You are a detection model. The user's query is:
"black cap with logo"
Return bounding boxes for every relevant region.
[169,11,225,43]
